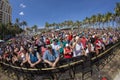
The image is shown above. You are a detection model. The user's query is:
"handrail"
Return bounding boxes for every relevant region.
[0,42,120,72]
[91,42,120,60]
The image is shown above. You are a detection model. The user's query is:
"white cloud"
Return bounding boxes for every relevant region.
[19,11,24,16]
[20,3,26,8]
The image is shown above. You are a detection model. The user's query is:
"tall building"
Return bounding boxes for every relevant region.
[0,0,12,24]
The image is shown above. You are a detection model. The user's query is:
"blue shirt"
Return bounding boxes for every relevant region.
[29,52,38,63]
[43,49,59,62]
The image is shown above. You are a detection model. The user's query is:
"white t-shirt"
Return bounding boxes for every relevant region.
[73,43,84,57]
[51,44,60,50]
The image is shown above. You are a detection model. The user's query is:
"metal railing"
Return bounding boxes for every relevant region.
[0,41,120,80]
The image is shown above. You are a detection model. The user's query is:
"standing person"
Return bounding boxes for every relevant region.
[68,32,73,43]
[81,35,87,49]
[28,47,41,68]
[45,37,51,45]
[95,36,102,55]
[58,38,64,56]
[85,41,95,59]
[72,36,84,57]
[51,39,60,51]
[43,45,60,68]
[64,44,73,59]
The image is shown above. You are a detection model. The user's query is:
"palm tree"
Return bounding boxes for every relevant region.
[114,2,120,27]
[45,22,49,30]
[52,22,57,29]
[15,18,20,27]
[0,23,6,39]
[105,12,112,27]
[96,13,102,28]
[75,20,82,31]
[115,2,120,17]
[101,14,106,28]
[67,20,73,27]
[91,15,97,28]
[21,21,27,30]
[111,14,116,28]
[6,22,13,35]
[83,17,89,28]
[32,25,38,32]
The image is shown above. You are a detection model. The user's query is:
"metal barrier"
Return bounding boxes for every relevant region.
[0,41,120,80]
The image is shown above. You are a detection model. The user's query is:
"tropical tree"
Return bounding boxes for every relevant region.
[21,21,27,30]
[96,13,102,28]
[32,25,38,32]
[6,22,13,35]
[111,14,116,28]
[114,2,120,27]
[15,18,20,27]
[83,17,89,28]
[91,15,97,28]
[115,2,120,17]
[45,22,49,29]
[75,20,82,31]
[0,23,5,39]
[67,20,73,27]
[105,12,112,27]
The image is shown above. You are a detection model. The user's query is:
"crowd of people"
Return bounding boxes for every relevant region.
[0,28,119,68]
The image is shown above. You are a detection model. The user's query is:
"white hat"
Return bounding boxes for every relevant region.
[66,44,69,47]
[92,35,95,38]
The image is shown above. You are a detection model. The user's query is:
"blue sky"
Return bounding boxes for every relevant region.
[9,0,120,28]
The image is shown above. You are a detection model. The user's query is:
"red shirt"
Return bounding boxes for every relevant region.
[64,47,72,59]
[81,37,87,49]
[95,39,101,48]
[68,35,73,41]
[46,39,50,45]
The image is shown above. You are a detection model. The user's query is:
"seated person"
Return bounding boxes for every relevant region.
[19,48,29,66]
[43,45,60,68]
[95,37,102,55]
[64,44,73,59]
[41,45,47,56]
[28,47,41,68]
[0,48,3,60]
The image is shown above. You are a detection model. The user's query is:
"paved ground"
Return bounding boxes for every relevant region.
[0,48,120,80]
[74,48,120,80]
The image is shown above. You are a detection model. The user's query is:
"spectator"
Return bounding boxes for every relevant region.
[51,39,60,51]
[43,45,60,68]
[45,37,51,45]
[64,44,73,59]
[72,36,84,57]
[81,35,87,49]
[19,48,29,66]
[95,36,102,55]
[28,47,41,68]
